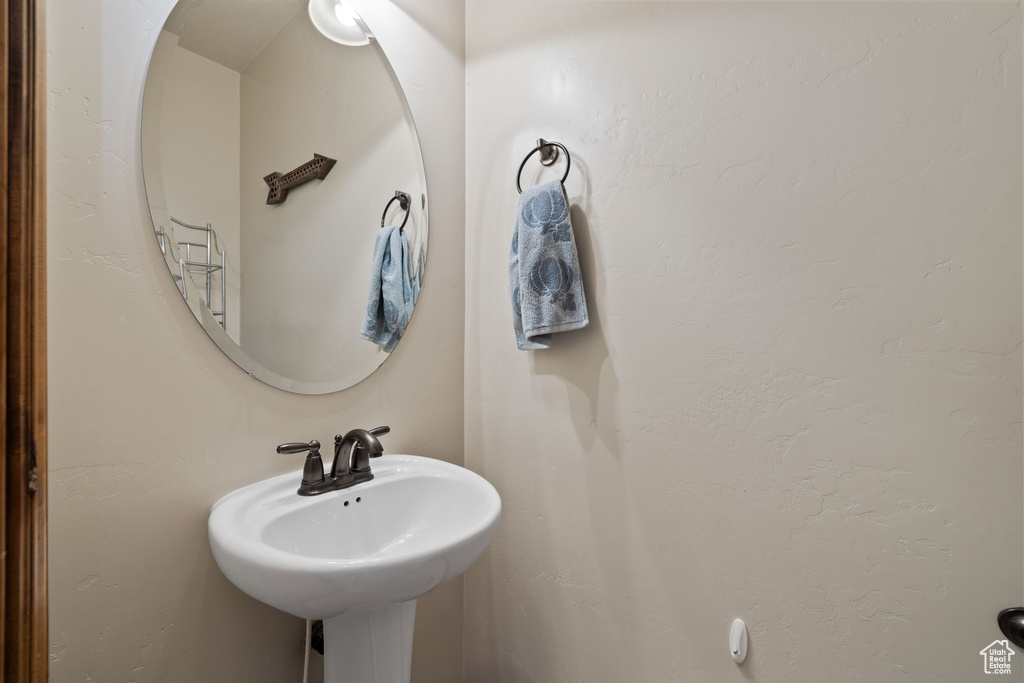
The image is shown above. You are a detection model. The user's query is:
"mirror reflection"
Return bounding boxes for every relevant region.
[142,0,428,394]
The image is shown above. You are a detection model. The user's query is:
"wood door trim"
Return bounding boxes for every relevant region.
[1,0,47,680]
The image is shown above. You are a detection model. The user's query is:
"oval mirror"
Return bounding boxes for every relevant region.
[141,0,428,394]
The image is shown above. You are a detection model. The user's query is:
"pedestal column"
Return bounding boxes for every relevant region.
[322,601,417,683]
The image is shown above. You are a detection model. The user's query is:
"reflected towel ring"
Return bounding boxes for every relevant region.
[381,190,411,230]
[516,139,571,194]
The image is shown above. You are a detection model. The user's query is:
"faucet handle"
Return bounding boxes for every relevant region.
[367,426,389,456]
[277,440,325,491]
[277,440,321,455]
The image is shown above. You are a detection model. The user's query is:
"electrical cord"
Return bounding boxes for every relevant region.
[302,619,312,683]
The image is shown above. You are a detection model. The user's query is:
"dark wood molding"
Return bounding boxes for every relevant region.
[1,0,48,680]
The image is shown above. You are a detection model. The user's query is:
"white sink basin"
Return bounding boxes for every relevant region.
[208,454,501,682]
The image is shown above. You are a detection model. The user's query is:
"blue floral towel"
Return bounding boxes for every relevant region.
[509,179,589,349]
[361,225,420,353]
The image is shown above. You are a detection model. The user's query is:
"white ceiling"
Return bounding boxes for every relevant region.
[164,0,307,73]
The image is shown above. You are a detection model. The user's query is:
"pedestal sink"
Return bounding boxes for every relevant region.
[208,454,501,683]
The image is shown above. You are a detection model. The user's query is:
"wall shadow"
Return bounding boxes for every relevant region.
[529,157,623,460]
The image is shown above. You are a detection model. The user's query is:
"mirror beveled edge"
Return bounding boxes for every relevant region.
[138,2,430,395]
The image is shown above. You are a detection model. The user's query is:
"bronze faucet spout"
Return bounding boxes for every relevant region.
[332,426,390,477]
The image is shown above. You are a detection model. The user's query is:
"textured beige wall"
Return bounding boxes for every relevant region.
[47,0,465,681]
[464,3,1022,681]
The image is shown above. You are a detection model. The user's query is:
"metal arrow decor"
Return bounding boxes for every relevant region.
[263,153,337,205]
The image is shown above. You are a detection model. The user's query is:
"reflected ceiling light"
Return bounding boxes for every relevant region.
[309,0,373,46]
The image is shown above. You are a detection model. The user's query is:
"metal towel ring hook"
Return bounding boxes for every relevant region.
[516,139,571,194]
[380,190,411,230]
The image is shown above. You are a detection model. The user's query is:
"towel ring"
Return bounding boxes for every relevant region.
[381,190,411,230]
[516,139,571,194]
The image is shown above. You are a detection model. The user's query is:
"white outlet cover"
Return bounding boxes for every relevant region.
[730,618,748,664]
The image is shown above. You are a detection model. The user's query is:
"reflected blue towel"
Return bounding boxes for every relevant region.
[509,179,589,349]
[361,225,420,352]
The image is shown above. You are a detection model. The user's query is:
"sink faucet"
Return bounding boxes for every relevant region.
[277,426,390,496]
[332,427,389,478]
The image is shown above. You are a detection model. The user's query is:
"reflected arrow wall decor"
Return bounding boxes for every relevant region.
[263,153,337,205]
